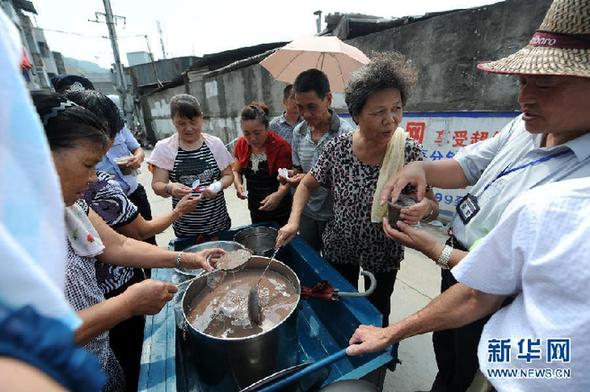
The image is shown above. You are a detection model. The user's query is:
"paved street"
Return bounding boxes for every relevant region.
[139,157,446,392]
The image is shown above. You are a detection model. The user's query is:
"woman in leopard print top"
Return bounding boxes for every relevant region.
[278,53,439,325]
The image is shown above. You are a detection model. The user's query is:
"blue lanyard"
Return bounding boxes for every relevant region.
[481,149,570,194]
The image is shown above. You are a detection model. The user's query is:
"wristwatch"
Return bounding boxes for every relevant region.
[436,245,452,270]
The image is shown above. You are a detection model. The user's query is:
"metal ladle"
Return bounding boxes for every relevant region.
[247,247,280,325]
[175,250,253,288]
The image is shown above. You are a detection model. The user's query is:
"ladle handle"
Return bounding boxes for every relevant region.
[255,348,348,392]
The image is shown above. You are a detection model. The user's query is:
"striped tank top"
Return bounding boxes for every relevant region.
[169,143,231,237]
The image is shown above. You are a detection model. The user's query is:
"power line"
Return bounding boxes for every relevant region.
[46,28,147,40]
[40,28,107,39]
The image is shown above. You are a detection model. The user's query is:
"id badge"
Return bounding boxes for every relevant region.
[456,193,480,224]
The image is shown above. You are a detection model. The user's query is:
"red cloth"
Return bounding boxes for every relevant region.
[20,49,32,70]
[233,131,292,174]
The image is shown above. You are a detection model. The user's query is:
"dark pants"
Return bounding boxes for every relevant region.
[195,232,221,244]
[106,269,146,392]
[128,184,155,278]
[298,215,328,252]
[430,240,490,392]
[330,262,397,327]
[128,184,157,246]
[250,211,290,227]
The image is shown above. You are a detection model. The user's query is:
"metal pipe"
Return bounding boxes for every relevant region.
[337,270,377,298]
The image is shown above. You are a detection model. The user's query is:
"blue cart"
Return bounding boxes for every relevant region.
[138,225,397,391]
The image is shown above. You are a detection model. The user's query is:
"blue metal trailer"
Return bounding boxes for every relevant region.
[138,225,397,391]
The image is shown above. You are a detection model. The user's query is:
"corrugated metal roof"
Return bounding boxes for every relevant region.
[126,56,199,88]
[13,0,37,14]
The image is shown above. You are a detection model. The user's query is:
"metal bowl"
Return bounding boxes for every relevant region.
[181,256,300,389]
[233,226,278,256]
[175,240,247,277]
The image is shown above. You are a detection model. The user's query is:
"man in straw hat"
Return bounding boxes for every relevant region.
[346,0,590,391]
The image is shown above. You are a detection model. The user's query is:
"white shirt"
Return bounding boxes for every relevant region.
[452,177,590,391]
[451,115,590,249]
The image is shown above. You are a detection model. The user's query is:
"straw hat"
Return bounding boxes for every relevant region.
[478,0,590,77]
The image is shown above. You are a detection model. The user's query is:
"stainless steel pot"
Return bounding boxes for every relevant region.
[233,226,278,257]
[181,256,301,391]
[175,240,247,277]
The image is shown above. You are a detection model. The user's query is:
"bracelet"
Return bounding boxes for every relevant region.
[436,245,452,270]
[175,252,184,269]
[423,203,438,222]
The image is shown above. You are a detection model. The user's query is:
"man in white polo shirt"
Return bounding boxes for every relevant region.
[376,0,590,390]
[347,177,590,391]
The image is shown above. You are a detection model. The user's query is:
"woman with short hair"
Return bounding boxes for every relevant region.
[277,53,439,325]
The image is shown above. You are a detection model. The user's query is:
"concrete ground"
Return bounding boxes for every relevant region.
[139,158,446,392]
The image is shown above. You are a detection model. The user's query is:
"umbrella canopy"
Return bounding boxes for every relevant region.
[260,36,370,93]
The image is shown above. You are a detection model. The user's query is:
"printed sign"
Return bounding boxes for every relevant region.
[400,112,519,219]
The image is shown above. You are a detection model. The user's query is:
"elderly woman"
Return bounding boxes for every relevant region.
[33,91,223,392]
[149,94,234,243]
[65,89,200,391]
[277,53,439,326]
[233,102,293,225]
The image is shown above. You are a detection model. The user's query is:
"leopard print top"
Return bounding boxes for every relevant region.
[310,132,426,272]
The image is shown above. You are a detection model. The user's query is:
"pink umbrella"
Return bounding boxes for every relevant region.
[260,36,370,93]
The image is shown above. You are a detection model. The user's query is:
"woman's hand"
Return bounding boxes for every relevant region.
[383,218,440,257]
[123,279,177,316]
[235,183,248,200]
[126,155,142,170]
[173,194,201,217]
[347,324,392,356]
[276,222,299,248]
[259,192,283,212]
[286,172,305,187]
[400,198,432,225]
[201,180,223,199]
[182,248,226,271]
[169,182,192,198]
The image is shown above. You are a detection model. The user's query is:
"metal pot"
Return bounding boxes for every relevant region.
[233,226,278,257]
[175,240,248,277]
[181,256,301,391]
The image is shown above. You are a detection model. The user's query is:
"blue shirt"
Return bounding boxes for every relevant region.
[269,112,302,145]
[96,126,141,195]
[292,110,354,221]
[452,115,590,248]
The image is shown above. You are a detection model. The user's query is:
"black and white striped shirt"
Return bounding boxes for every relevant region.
[169,144,231,238]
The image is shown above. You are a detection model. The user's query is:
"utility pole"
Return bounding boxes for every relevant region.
[313,10,322,34]
[144,35,163,87]
[90,0,127,117]
[157,20,167,59]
